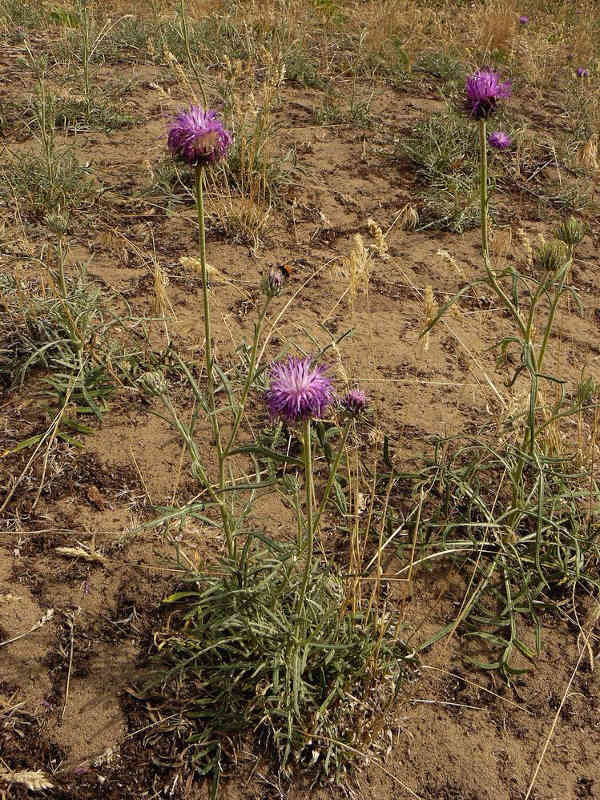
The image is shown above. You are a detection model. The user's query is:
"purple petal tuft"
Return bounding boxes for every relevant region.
[266,357,334,422]
[341,389,368,416]
[167,106,232,167]
[488,130,512,150]
[466,69,511,119]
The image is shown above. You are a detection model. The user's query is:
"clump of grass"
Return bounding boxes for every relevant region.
[415,49,466,89]
[52,92,135,133]
[396,109,482,231]
[409,424,600,676]
[0,0,51,31]
[284,49,325,88]
[0,52,95,219]
[0,266,112,405]
[153,538,412,785]
[314,84,374,127]
[0,150,93,220]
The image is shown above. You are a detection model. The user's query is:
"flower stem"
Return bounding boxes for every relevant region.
[479,118,489,260]
[222,299,270,458]
[195,164,232,556]
[299,418,314,612]
[195,166,217,430]
[179,0,208,108]
[312,417,352,535]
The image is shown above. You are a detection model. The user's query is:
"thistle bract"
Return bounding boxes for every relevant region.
[168,106,232,167]
[555,216,584,249]
[341,389,368,417]
[488,131,512,150]
[534,240,569,272]
[266,357,334,422]
[263,266,284,298]
[466,69,511,119]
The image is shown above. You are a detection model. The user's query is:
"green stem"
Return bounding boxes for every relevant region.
[222,299,270,457]
[179,0,208,108]
[479,118,489,260]
[80,0,91,116]
[195,164,232,556]
[478,118,528,339]
[299,418,314,612]
[57,237,67,299]
[538,256,571,373]
[312,417,352,535]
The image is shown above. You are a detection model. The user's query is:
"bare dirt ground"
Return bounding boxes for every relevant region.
[2,3,600,798]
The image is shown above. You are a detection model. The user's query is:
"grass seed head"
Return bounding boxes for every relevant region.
[437,248,464,278]
[398,203,419,231]
[516,227,534,267]
[578,133,599,171]
[367,217,389,259]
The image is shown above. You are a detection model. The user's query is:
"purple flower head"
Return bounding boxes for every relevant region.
[263,266,284,297]
[341,389,368,417]
[488,130,512,150]
[518,15,529,24]
[167,106,232,167]
[466,69,511,119]
[577,67,589,78]
[266,357,334,422]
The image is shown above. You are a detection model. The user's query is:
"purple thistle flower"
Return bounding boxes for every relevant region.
[266,357,334,422]
[264,266,284,297]
[488,130,512,150]
[518,15,529,24]
[167,106,232,167]
[341,389,368,417]
[577,67,589,78]
[466,69,511,119]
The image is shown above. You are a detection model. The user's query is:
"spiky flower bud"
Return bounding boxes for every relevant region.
[263,266,285,297]
[533,239,569,272]
[138,371,167,396]
[554,217,584,250]
[341,389,368,417]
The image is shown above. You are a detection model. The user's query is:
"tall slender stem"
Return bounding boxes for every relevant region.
[195,164,232,556]
[179,0,208,108]
[223,300,270,457]
[479,118,489,260]
[299,418,314,612]
[312,418,352,535]
[195,166,217,433]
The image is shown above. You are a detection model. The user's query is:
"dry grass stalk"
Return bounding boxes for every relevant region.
[578,134,599,171]
[516,227,534,267]
[422,285,437,353]
[473,0,517,51]
[0,770,54,792]
[164,49,197,100]
[397,203,419,231]
[345,233,372,308]
[153,262,173,317]
[367,217,389,259]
